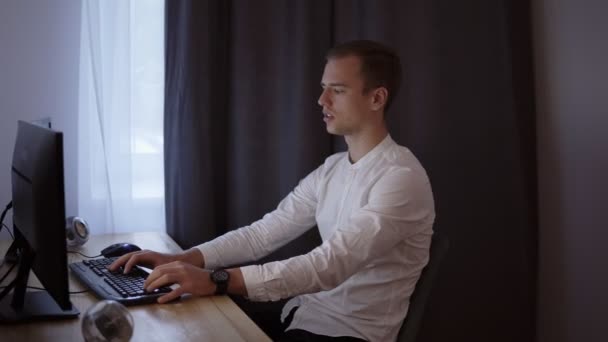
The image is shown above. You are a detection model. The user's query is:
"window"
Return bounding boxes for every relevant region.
[78,0,165,233]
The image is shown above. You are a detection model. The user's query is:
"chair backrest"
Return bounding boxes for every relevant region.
[396,232,449,342]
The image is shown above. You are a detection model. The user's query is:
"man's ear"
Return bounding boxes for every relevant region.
[371,87,388,111]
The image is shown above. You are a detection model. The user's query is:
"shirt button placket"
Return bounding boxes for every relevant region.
[337,168,356,224]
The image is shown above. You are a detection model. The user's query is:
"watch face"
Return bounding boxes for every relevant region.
[212,270,229,282]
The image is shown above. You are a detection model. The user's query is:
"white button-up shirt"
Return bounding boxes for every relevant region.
[196,135,435,341]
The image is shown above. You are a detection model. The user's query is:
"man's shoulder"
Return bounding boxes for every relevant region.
[382,142,414,165]
[381,143,430,179]
[324,151,347,165]
[310,151,347,178]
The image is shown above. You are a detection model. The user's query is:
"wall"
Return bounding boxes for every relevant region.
[534,0,608,341]
[0,0,81,238]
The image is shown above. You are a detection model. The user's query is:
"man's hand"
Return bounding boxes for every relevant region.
[108,250,177,274]
[108,248,205,274]
[107,247,247,303]
[144,261,216,303]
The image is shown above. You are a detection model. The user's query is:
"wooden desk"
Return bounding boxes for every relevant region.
[0,232,271,341]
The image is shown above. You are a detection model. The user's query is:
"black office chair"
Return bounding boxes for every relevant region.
[396,232,449,342]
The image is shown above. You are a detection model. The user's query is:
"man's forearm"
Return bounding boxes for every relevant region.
[179,248,205,268]
[177,249,248,296]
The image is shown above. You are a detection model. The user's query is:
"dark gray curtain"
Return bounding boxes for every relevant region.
[165,0,332,256]
[164,1,537,341]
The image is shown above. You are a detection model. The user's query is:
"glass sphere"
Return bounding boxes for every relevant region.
[81,300,134,342]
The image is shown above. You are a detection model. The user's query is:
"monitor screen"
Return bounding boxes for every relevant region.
[0,120,78,322]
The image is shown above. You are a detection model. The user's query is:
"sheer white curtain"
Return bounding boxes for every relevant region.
[78,0,165,234]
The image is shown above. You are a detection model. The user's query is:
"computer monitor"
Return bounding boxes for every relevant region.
[0,120,79,322]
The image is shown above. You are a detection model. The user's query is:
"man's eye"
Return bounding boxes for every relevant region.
[333,89,345,94]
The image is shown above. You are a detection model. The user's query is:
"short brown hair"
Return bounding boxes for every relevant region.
[326,40,402,113]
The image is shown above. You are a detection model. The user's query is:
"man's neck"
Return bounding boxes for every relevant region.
[345,125,389,164]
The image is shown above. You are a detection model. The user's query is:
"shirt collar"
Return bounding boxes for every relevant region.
[347,134,395,169]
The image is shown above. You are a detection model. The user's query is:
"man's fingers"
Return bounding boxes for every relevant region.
[146,273,175,292]
[123,253,146,273]
[142,261,173,284]
[143,267,161,289]
[158,286,185,304]
[144,266,179,290]
[108,252,137,271]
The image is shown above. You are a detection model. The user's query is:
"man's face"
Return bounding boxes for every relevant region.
[318,56,375,136]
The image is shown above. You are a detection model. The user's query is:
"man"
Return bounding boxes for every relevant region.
[110,40,435,341]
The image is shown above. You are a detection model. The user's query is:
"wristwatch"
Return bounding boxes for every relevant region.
[210,269,230,295]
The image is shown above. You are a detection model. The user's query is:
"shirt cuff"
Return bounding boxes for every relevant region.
[195,242,222,270]
[240,265,268,301]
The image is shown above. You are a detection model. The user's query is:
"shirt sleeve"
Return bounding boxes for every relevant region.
[241,167,435,301]
[195,164,322,270]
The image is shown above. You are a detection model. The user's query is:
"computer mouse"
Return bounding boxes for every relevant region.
[100,243,142,258]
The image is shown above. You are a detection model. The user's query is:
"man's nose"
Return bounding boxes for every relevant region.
[318,89,330,107]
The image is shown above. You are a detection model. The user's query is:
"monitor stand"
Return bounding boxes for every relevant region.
[0,291,79,323]
[0,240,79,323]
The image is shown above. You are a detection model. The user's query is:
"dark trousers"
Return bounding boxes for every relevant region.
[230,296,366,341]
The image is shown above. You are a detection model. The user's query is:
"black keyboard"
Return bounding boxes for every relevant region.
[69,257,173,305]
